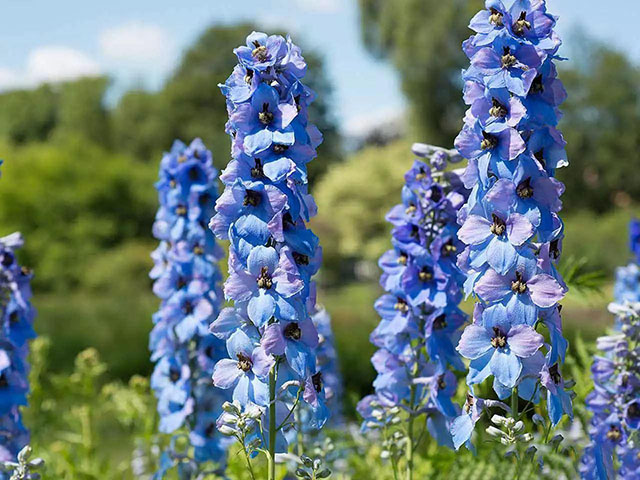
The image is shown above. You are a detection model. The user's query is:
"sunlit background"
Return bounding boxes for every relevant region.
[0,0,639,456]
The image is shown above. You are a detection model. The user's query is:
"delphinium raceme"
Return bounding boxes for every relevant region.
[149,139,229,477]
[451,0,573,459]
[0,231,36,473]
[580,302,640,479]
[209,32,329,480]
[356,144,469,479]
[580,222,640,479]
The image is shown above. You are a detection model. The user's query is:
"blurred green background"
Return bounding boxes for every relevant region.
[1,2,639,421]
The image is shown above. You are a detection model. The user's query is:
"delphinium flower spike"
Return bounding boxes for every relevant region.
[149,139,229,477]
[0,231,36,473]
[580,221,640,478]
[210,32,328,480]
[451,0,572,456]
[356,144,469,479]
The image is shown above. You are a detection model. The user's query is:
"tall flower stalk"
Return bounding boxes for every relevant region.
[149,139,229,477]
[210,32,328,480]
[0,232,36,470]
[451,0,572,456]
[581,221,640,478]
[357,145,468,480]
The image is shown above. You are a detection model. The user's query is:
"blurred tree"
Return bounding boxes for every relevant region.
[0,85,57,143]
[559,39,640,212]
[53,77,111,147]
[357,0,476,145]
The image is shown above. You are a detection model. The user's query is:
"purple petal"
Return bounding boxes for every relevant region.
[506,213,533,246]
[527,273,565,308]
[251,346,274,378]
[485,179,516,213]
[261,323,286,355]
[213,359,242,389]
[458,215,492,245]
[508,325,544,358]
[475,268,512,303]
[457,324,492,360]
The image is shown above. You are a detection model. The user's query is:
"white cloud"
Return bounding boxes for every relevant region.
[100,22,173,64]
[343,106,406,138]
[294,0,342,13]
[0,46,101,92]
[27,46,101,84]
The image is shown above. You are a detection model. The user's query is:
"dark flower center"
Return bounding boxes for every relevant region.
[1,252,13,267]
[606,425,622,443]
[437,374,446,390]
[419,266,434,282]
[273,144,288,154]
[205,346,214,358]
[550,239,561,260]
[490,213,506,236]
[175,205,187,216]
[193,244,204,255]
[21,266,31,276]
[405,203,417,215]
[183,301,194,315]
[511,271,528,294]
[292,252,309,266]
[199,192,211,205]
[548,363,562,384]
[430,186,443,203]
[257,266,273,289]
[243,190,261,207]
[9,311,19,324]
[491,327,507,348]
[433,314,447,330]
[481,131,498,150]
[534,150,546,168]
[398,252,408,265]
[251,158,264,178]
[531,74,544,94]
[394,297,409,313]
[489,8,504,26]
[622,374,630,388]
[244,69,254,84]
[177,276,187,289]
[178,155,187,163]
[513,11,531,36]
[517,177,534,198]
[464,394,475,413]
[415,168,427,181]
[501,47,517,69]
[169,179,177,188]
[205,422,216,437]
[410,225,419,238]
[489,98,508,118]
[284,322,302,340]
[628,403,640,419]
[189,167,200,180]
[237,353,253,372]
[312,372,323,393]
[252,41,268,62]
[441,239,457,256]
[258,103,274,125]
[169,368,180,383]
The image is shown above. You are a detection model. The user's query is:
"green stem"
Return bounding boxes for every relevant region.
[241,441,257,480]
[511,386,518,418]
[268,367,277,480]
[406,383,416,480]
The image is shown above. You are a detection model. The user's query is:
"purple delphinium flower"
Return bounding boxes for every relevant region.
[210,32,328,463]
[0,233,36,463]
[357,146,470,458]
[581,286,640,475]
[451,0,572,450]
[614,220,640,306]
[149,139,229,473]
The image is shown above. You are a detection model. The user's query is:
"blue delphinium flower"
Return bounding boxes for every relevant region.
[149,139,229,475]
[451,0,572,450]
[614,220,640,305]
[580,302,640,479]
[0,232,36,467]
[357,145,469,472]
[210,32,327,477]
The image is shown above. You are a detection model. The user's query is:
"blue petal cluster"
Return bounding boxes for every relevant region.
[210,32,328,451]
[357,147,469,448]
[149,139,229,467]
[451,0,572,449]
[614,219,640,304]
[0,233,35,464]
[581,302,640,479]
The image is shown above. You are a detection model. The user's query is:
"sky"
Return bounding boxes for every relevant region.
[0,0,638,137]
